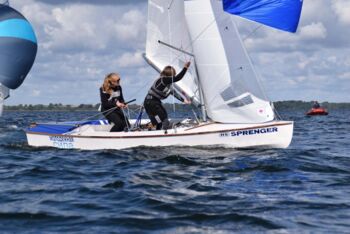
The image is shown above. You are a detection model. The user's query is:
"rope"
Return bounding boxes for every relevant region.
[243,25,262,42]
[121,108,130,132]
[133,106,144,129]
[167,3,177,119]
[167,0,175,9]
[77,106,118,123]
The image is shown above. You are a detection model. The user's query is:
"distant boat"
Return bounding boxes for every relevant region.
[26,0,303,150]
[306,107,328,116]
[306,101,328,116]
[0,1,37,116]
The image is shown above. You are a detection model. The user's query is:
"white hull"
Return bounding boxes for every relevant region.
[26,120,293,150]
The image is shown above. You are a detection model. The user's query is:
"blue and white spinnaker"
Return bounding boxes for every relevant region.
[0,2,37,115]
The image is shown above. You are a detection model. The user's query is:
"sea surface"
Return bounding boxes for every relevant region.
[0,109,349,233]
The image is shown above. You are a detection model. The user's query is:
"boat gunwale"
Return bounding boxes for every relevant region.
[25,122,293,139]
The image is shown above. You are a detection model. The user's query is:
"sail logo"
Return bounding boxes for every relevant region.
[231,127,278,137]
[219,127,278,138]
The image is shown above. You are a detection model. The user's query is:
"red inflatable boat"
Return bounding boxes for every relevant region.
[306,107,328,116]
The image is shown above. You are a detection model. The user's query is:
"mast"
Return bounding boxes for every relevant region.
[194,64,207,122]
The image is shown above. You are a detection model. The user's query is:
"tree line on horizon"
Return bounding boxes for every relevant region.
[3,101,350,111]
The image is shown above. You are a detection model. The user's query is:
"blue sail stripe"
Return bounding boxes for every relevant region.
[0,18,37,43]
[223,0,303,33]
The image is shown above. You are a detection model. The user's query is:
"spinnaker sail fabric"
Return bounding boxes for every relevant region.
[0,4,37,89]
[145,0,200,105]
[185,0,274,123]
[223,0,303,33]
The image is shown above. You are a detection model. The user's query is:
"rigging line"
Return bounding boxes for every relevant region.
[122,108,130,132]
[167,3,176,119]
[77,106,117,122]
[242,25,262,42]
[164,14,227,92]
[167,0,175,10]
[168,13,227,66]
[126,61,154,99]
[229,16,269,102]
[167,18,217,66]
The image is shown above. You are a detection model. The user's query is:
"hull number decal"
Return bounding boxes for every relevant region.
[49,136,74,149]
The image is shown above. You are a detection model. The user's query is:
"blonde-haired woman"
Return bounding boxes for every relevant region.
[100,73,129,132]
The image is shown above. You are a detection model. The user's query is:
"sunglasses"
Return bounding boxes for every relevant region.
[110,79,120,84]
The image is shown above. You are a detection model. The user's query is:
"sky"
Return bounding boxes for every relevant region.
[4,0,350,105]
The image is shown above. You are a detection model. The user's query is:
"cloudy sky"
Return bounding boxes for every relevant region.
[5,0,350,105]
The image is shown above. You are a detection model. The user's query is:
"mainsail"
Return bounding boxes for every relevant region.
[185,0,274,123]
[145,0,200,105]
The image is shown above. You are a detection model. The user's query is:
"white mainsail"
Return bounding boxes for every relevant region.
[185,0,275,123]
[145,0,200,105]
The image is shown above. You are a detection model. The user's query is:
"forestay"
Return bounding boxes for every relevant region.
[185,0,274,123]
[145,0,200,105]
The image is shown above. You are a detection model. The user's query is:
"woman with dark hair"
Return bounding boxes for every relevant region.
[144,61,191,130]
[100,73,129,132]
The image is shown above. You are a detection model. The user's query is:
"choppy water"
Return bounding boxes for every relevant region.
[0,109,349,233]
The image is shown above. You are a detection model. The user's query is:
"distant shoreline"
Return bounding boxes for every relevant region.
[3,101,350,111]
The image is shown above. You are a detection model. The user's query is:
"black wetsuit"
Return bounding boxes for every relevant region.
[144,68,187,130]
[100,86,129,132]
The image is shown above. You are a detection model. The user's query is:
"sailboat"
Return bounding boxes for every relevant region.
[0,1,38,116]
[26,0,303,150]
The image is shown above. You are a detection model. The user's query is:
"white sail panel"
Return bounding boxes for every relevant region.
[145,0,200,104]
[185,0,274,123]
[0,84,9,116]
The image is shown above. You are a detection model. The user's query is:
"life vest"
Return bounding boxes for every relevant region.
[108,90,121,101]
[148,77,171,100]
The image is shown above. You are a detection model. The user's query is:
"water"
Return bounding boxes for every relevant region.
[0,110,349,233]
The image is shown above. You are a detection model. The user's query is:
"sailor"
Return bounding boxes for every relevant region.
[313,101,320,109]
[144,62,191,130]
[100,73,130,132]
